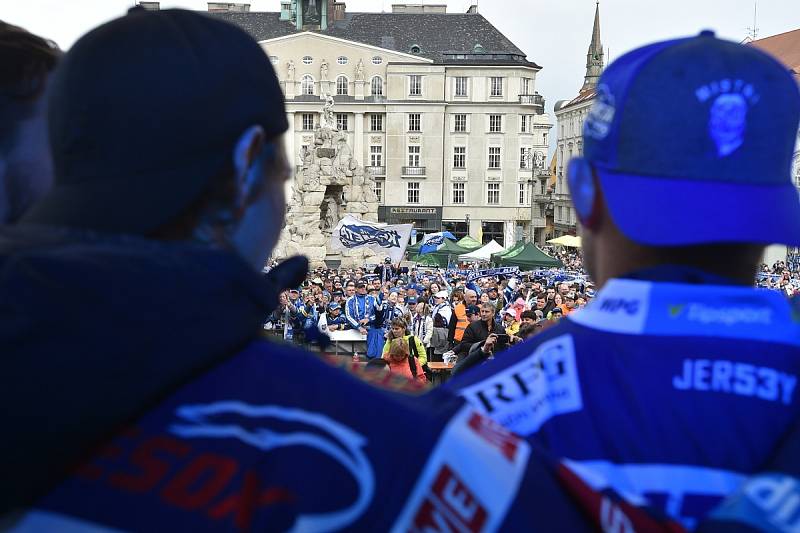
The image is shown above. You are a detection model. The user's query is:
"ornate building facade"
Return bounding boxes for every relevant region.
[547,1,604,239]
[204,0,552,258]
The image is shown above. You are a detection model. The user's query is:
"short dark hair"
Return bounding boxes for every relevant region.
[0,21,59,153]
[520,310,536,321]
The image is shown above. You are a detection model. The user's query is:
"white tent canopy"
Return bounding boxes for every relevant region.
[458,240,505,262]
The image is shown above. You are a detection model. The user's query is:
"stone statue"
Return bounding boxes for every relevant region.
[322,93,336,130]
[299,146,314,168]
[286,59,295,81]
[334,132,354,176]
[362,171,379,203]
[320,58,329,82]
[322,196,339,231]
[534,151,545,169]
[355,59,365,81]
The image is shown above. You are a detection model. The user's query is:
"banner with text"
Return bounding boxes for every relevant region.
[330,215,412,264]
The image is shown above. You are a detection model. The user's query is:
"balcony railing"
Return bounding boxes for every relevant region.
[519,94,545,114]
[366,166,386,176]
[402,166,426,176]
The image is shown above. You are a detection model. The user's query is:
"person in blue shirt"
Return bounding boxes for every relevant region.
[446,30,800,529]
[345,280,384,358]
[324,302,351,331]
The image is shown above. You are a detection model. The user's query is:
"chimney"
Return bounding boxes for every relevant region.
[466,4,478,14]
[207,2,250,12]
[333,2,346,21]
[138,1,160,10]
[391,4,446,13]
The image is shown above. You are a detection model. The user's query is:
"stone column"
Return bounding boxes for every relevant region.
[354,112,365,166]
[285,111,296,170]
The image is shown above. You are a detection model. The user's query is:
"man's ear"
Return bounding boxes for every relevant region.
[232,125,265,207]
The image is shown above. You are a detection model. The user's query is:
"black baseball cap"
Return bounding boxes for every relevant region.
[465,305,480,316]
[23,8,288,234]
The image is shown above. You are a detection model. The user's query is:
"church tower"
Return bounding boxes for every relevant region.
[582,1,604,90]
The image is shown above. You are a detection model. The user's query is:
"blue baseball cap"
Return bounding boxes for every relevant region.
[579,30,800,246]
[328,302,341,311]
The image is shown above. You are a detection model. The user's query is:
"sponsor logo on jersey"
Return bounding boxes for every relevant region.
[169,401,375,532]
[709,473,800,532]
[457,335,583,436]
[668,302,773,326]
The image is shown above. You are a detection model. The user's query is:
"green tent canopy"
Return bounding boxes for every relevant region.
[455,236,482,250]
[413,254,442,267]
[490,240,524,264]
[409,239,470,267]
[498,243,563,269]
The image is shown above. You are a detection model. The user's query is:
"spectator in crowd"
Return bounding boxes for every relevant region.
[383,337,427,384]
[382,317,427,367]
[0,21,59,223]
[520,310,537,327]
[455,302,498,358]
[501,308,520,337]
[410,302,434,360]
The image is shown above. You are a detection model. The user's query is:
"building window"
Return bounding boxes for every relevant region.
[336,75,349,96]
[521,114,532,133]
[336,113,348,131]
[372,55,383,65]
[454,114,467,133]
[521,77,532,95]
[442,221,469,240]
[454,77,468,97]
[539,204,546,217]
[407,182,420,204]
[301,75,314,95]
[558,205,563,220]
[409,75,422,96]
[452,182,465,204]
[453,146,466,168]
[370,114,384,132]
[408,113,421,132]
[520,148,531,169]
[410,45,421,54]
[302,56,313,65]
[370,145,383,167]
[337,56,348,65]
[302,113,314,131]
[488,147,501,169]
[490,77,503,97]
[487,183,500,205]
[269,55,279,65]
[543,132,548,145]
[408,145,421,167]
[374,179,383,203]
[481,221,504,245]
[371,76,384,96]
[489,114,502,133]
[518,183,527,205]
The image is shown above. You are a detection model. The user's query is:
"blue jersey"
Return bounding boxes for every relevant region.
[11,342,597,532]
[345,294,377,329]
[446,277,800,529]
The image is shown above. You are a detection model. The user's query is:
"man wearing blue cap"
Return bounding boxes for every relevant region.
[447,30,800,526]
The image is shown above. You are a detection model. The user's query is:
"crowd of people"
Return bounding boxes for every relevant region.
[264,251,594,381]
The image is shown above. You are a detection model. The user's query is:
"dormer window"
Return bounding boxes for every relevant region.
[337,56,348,65]
[410,44,421,54]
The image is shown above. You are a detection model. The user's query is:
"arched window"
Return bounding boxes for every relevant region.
[336,75,349,96]
[371,76,384,96]
[301,75,314,95]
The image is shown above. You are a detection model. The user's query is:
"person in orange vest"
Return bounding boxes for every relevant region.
[448,288,477,345]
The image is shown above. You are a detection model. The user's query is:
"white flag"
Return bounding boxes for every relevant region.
[330,215,412,264]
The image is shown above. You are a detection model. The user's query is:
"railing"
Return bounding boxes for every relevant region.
[402,166,426,176]
[366,166,386,176]
[519,94,545,114]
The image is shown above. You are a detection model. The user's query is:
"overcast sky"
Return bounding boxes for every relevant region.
[4,0,799,120]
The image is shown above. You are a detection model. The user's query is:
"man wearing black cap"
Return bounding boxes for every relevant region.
[447,30,800,526]
[0,8,606,531]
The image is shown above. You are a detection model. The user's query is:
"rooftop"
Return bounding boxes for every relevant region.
[210,10,540,67]
[748,28,800,83]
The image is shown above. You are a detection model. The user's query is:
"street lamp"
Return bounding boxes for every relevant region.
[465,213,470,239]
